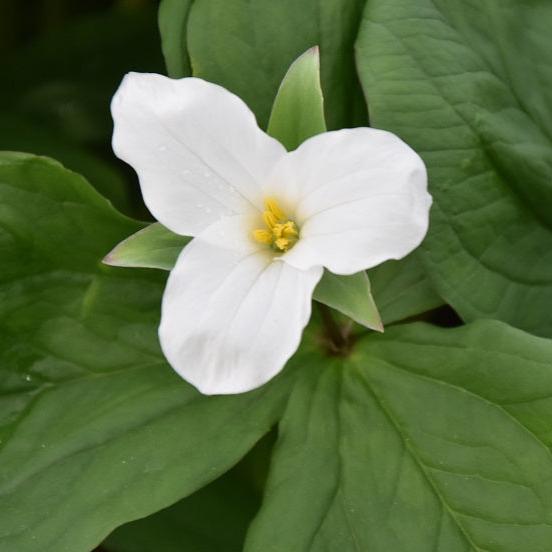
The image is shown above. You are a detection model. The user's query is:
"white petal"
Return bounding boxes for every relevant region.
[265,128,431,274]
[159,219,323,394]
[111,73,285,236]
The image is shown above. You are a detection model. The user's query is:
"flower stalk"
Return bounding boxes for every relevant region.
[318,304,354,356]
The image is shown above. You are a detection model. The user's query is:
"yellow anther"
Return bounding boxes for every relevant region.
[265,197,286,221]
[274,237,291,250]
[262,210,279,229]
[281,221,298,239]
[252,229,273,244]
[272,223,285,239]
[252,198,299,252]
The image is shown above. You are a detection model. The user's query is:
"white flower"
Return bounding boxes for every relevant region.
[111,72,431,395]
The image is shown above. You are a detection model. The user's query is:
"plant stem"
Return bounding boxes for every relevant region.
[317,303,349,354]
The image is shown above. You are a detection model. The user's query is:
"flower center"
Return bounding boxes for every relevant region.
[252,198,299,252]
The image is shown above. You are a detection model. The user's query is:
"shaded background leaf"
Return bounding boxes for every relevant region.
[369,252,443,325]
[0,3,165,216]
[158,0,194,79]
[160,0,368,129]
[355,0,552,336]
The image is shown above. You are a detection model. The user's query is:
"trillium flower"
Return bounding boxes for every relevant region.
[111,73,431,395]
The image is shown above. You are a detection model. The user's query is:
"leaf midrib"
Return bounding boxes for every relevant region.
[357,368,488,552]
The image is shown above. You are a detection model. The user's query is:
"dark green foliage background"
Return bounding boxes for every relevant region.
[1,1,551,551]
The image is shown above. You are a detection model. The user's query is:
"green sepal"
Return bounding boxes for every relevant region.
[103,222,191,270]
[267,46,326,151]
[313,271,383,332]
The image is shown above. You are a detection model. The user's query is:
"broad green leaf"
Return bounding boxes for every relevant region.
[267,47,325,151]
[355,0,552,337]
[168,0,367,129]
[369,251,443,325]
[104,223,191,270]
[158,0,194,78]
[246,320,552,551]
[313,271,382,332]
[0,152,294,552]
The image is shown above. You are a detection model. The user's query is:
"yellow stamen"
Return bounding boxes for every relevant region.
[262,210,279,229]
[252,229,273,244]
[252,198,299,252]
[281,221,298,238]
[265,198,286,221]
[274,237,291,250]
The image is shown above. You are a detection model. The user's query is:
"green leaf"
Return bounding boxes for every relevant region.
[246,320,552,551]
[313,271,383,332]
[158,0,194,78]
[0,152,294,552]
[355,0,552,337]
[267,47,326,151]
[104,223,191,271]
[370,251,443,325]
[163,0,367,129]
